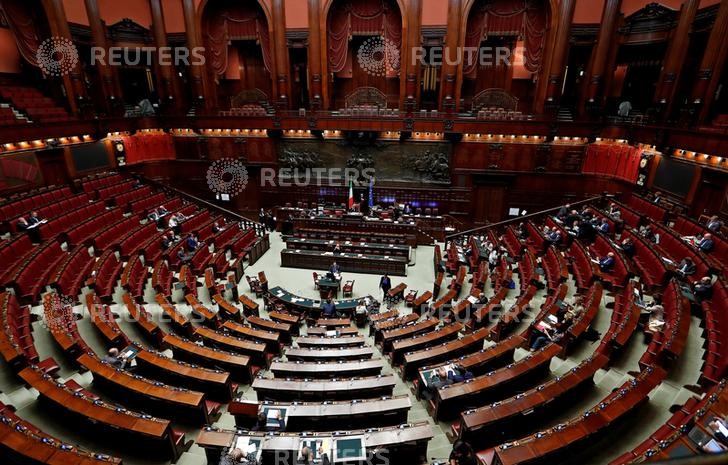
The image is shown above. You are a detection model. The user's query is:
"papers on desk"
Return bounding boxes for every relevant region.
[547,314,558,324]
[323,252,334,256]
[535,321,552,332]
[467,296,478,304]
[590,258,600,264]
[326,330,338,337]
[234,436,263,460]
[661,257,675,265]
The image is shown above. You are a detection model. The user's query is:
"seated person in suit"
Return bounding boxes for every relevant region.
[102,348,127,370]
[707,416,728,447]
[161,232,176,250]
[697,233,715,253]
[546,227,562,244]
[620,238,636,258]
[706,216,723,234]
[16,216,41,243]
[639,225,660,244]
[177,247,193,264]
[598,218,610,234]
[186,233,200,252]
[447,364,474,383]
[329,262,341,277]
[676,257,697,279]
[450,440,478,465]
[219,448,244,465]
[599,252,616,272]
[298,446,314,465]
[332,242,342,255]
[252,411,285,432]
[693,276,714,301]
[422,367,454,400]
[28,211,43,225]
[321,299,337,318]
[211,221,224,234]
[298,446,331,465]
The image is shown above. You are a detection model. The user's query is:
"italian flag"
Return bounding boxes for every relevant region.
[348,179,354,209]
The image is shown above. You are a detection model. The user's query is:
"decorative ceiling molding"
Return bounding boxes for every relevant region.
[618,3,678,35]
[107,18,153,43]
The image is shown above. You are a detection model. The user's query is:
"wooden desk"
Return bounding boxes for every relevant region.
[163,334,253,382]
[0,414,123,464]
[268,287,368,318]
[314,318,352,328]
[381,318,439,352]
[286,237,411,258]
[123,293,164,345]
[77,353,211,425]
[458,354,609,445]
[246,315,293,343]
[307,326,360,337]
[372,314,420,341]
[193,326,268,366]
[134,348,234,401]
[402,328,488,380]
[229,396,411,431]
[483,367,666,465]
[196,422,432,465]
[433,343,559,421]
[18,366,178,459]
[221,320,281,354]
[390,323,463,364]
[270,359,384,379]
[253,374,397,401]
[281,249,408,276]
[296,335,366,348]
[368,310,399,324]
[238,294,260,317]
[292,217,419,246]
[212,294,241,322]
[284,346,375,362]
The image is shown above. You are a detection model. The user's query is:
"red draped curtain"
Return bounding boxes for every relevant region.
[0,0,45,67]
[463,0,547,78]
[203,0,272,80]
[583,144,642,183]
[327,0,402,78]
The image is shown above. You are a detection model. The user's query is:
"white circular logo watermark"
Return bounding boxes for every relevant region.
[41,294,76,332]
[37,37,79,77]
[357,37,400,77]
[206,158,249,197]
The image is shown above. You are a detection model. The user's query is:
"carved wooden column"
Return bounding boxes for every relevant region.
[272,0,290,108]
[308,0,323,110]
[182,0,209,109]
[692,0,728,122]
[403,0,422,112]
[655,0,699,118]
[149,0,179,111]
[440,0,461,113]
[83,0,120,114]
[544,0,576,110]
[579,0,621,115]
[42,0,88,115]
